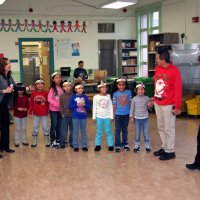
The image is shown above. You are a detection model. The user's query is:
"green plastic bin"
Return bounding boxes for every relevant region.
[135,77,154,98]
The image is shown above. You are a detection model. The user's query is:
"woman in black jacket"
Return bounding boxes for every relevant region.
[0,57,15,156]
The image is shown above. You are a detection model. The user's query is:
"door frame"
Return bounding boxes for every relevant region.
[18,38,54,82]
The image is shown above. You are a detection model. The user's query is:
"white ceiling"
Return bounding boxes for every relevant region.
[0,0,165,18]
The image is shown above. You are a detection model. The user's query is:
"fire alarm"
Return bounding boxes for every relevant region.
[29,8,33,12]
[123,8,127,13]
[192,16,199,23]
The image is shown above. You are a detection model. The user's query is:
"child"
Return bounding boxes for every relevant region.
[129,83,153,153]
[13,83,29,147]
[93,81,114,151]
[112,78,132,152]
[68,83,91,152]
[59,80,73,149]
[48,72,63,148]
[29,79,50,147]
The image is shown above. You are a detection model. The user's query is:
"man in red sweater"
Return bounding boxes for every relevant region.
[153,49,182,161]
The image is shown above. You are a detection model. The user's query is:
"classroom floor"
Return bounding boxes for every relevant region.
[0,113,199,200]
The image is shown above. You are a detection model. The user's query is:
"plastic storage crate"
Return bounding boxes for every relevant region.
[185,98,200,116]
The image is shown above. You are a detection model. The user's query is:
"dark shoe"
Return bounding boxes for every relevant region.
[5,149,15,153]
[82,147,88,152]
[133,147,140,153]
[22,142,29,146]
[15,143,19,147]
[94,146,101,151]
[60,144,65,149]
[159,152,176,161]
[0,154,3,159]
[45,144,50,148]
[154,148,165,156]
[186,163,200,170]
[31,144,37,148]
[123,145,130,151]
[74,148,79,152]
[70,144,73,148]
[146,148,151,153]
[108,146,114,151]
[115,147,121,153]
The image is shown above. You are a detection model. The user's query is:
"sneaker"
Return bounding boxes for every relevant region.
[115,147,121,153]
[60,144,65,149]
[108,146,114,151]
[82,147,88,152]
[153,148,165,156]
[74,148,79,152]
[50,140,59,149]
[15,143,19,147]
[94,146,101,151]
[186,163,200,170]
[159,152,176,161]
[145,148,151,153]
[123,145,130,151]
[133,147,140,153]
[70,144,73,148]
[0,154,3,159]
[31,144,37,148]
[22,142,29,146]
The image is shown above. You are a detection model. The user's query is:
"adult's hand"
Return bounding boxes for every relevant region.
[3,87,13,93]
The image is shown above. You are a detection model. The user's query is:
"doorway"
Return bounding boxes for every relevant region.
[98,40,116,76]
[18,38,54,90]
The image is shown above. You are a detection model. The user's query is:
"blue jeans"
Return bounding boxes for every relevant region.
[115,114,129,147]
[32,115,49,136]
[49,110,62,143]
[95,118,113,147]
[134,118,151,148]
[60,116,73,146]
[72,118,87,148]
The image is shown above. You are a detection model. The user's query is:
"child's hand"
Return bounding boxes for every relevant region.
[18,108,24,111]
[28,114,32,119]
[130,117,134,122]
[78,102,85,107]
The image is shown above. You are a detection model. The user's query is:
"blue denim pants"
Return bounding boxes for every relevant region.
[72,118,88,148]
[49,110,62,143]
[134,118,151,148]
[95,117,113,147]
[60,117,73,146]
[115,114,129,147]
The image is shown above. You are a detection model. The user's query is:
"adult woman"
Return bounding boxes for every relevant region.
[0,57,15,155]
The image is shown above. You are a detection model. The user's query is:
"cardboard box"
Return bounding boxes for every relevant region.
[94,70,107,82]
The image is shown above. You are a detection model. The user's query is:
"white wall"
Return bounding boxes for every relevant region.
[162,0,200,43]
[0,16,136,81]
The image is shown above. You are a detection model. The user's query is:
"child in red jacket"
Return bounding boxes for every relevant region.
[29,79,50,147]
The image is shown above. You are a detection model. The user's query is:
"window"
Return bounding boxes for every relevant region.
[136,3,161,76]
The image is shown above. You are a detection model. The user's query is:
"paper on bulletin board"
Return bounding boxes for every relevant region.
[23,58,29,66]
[42,56,48,65]
[56,38,72,59]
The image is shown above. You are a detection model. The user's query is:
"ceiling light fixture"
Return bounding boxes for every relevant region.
[0,0,6,5]
[101,0,137,9]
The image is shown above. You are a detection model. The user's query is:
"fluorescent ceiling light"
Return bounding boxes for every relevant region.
[101,0,137,9]
[0,0,6,5]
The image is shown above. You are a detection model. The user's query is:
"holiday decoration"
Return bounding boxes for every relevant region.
[0,19,88,33]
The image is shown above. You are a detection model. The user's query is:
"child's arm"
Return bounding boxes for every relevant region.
[68,96,77,110]
[92,95,97,120]
[108,95,114,119]
[112,92,117,118]
[84,95,91,110]
[59,95,64,117]
[129,98,135,121]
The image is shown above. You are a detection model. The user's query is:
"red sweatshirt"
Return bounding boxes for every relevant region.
[29,90,49,116]
[154,63,182,110]
[13,96,29,118]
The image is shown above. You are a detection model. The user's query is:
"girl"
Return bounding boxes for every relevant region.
[68,83,91,152]
[59,80,73,148]
[129,83,153,153]
[93,81,114,151]
[13,83,29,147]
[0,57,15,154]
[29,78,50,147]
[112,78,132,153]
[48,72,63,148]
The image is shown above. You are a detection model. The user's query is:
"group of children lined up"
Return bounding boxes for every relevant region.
[13,72,154,153]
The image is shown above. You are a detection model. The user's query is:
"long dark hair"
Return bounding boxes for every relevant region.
[51,74,62,96]
[13,83,27,106]
[0,57,12,79]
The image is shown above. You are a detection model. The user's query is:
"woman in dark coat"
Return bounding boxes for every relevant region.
[0,57,15,157]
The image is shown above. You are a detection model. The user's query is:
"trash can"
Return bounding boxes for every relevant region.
[135,77,154,98]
